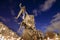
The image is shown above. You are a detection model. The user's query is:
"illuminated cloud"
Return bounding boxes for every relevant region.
[51,13,60,23]
[32,9,41,16]
[10,9,15,16]
[46,13,60,33]
[0,16,6,22]
[32,9,38,16]
[40,0,56,11]
[0,16,11,23]
[32,0,56,16]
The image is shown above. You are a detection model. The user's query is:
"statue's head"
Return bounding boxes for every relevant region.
[19,3,26,9]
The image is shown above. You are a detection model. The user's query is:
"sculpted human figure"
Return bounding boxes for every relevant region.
[15,3,28,20]
[16,3,37,40]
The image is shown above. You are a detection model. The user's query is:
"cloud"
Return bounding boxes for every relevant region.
[32,9,41,16]
[46,13,60,33]
[0,16,6,22]
[40,0,56,11]
[0,16,11,23]
[32,0,56,16]
[10,9,15,16]
[32,9,38,16]
[51,13,60,23]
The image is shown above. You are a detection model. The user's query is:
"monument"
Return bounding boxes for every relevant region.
[15,3,43,40]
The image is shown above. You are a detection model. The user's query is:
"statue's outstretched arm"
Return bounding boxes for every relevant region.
[16,9,23,19]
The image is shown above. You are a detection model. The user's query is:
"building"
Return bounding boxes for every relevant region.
[0,22,21,40]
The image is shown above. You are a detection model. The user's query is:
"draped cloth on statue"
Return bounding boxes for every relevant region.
[18,14,35,33]
[18,14,36,40]
[22,14,35,29]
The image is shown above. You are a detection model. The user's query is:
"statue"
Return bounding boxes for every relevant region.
[15,3,35,32]
[15,3,28,20]
[15,3,43,40]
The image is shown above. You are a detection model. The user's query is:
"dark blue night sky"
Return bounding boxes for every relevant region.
[0,0,60,33]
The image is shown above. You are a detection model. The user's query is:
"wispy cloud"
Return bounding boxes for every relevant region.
[0,16,6,22]
[32,9,38,16]
[40,0,56,11]
[32,0,56,16]
[32,9,41,16]
[51,13,60,23]
[10,9,15,16]
[46,13,60,33]
[0,16,11,23]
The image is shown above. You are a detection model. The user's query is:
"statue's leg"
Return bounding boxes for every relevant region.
[17,22,23,33]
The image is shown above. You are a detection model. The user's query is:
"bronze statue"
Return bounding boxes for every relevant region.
[15,3,43,40]
[15,3,28,19]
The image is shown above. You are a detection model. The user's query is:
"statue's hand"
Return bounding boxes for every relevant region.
[19,3,22,8]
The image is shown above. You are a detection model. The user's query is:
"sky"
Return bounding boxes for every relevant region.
[0,0,60,34]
